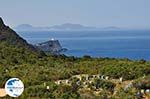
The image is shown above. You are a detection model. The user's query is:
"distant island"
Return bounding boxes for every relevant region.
[14,23,120,31]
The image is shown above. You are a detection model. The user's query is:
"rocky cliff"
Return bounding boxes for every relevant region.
[35,39,67,54]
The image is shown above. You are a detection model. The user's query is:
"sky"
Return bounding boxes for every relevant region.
[0,0,150,29]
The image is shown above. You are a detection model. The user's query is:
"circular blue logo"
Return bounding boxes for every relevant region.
[5,78,24,97]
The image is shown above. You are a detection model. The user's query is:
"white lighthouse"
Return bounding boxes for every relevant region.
[51,38,55,41]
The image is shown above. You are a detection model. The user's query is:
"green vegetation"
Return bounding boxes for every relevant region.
[133,76,150,90]
[0,40,150,99]
[93,79,115,91]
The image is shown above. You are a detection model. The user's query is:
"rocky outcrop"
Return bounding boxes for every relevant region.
[35,39,67,54]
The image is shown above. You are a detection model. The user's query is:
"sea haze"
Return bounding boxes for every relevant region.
[17,30,150,60]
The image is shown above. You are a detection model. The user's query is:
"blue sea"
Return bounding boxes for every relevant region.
[17,30,150,60]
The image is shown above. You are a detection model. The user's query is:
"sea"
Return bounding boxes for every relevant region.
[17,30,150,60]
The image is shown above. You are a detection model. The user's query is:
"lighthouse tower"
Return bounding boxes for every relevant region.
[51,38,55,41]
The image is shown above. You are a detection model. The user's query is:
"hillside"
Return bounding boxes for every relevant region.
[0,18,29,47]
[0,17,43,56]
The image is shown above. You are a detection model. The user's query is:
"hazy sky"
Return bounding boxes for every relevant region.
[0,0,150,29]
